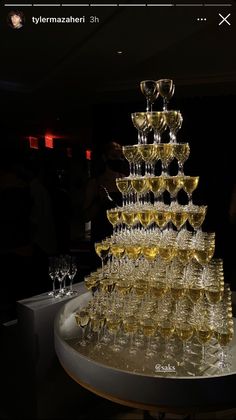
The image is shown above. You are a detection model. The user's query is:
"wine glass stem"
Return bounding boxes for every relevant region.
[69,277,73,292]
[188,194,193,205]
[52,278,56,295]
[202,344,206,364]
[178,163,184,174]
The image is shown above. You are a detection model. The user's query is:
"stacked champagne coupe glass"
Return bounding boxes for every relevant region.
[75,79,234,376]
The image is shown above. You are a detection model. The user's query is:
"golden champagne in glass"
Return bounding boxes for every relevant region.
[116,178,131,194]
[133,279,148,297]
[205,286,223,304]
[138,144,158,176]
[137,209,152,228]
[142,244,159,261]
[131,178,148,194]
[164,110,183,143]
[106,208,121,227]
[131,112,149,144]
[182,176,199,204]
[171,208,188,230]
[125,244,142,260]
[188,205,207,230]
[173,143,190,174]
[122,145,141,177]
[115,279,132,295]
[188,286,204,304]
[146,111,166,143]
[110,243,125,259]
[176,248,193,265]
[121,210,137,227]
[148,176,165,204]
[131,178,149,204]
[158,143,174,175]
[150,280,168,298]
[95,241,110,278]
[154,209,171,230]
[164,176,184,199]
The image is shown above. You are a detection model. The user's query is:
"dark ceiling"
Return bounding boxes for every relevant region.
[0,2,235,139]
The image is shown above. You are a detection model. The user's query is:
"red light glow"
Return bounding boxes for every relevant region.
[29,136,39,149]
[45,135,54,149]
[86,149,92,160]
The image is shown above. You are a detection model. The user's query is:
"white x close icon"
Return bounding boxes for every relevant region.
[218,13,231,26]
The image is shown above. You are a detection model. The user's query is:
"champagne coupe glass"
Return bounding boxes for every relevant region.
[196,322,213,370]
[187,205,207,232]
[176,322,194,366]
[131,112,149,144]
[171,204,189,231]
[146,111,166,144]
[122,145,141,177]
[182,176,199,205]
[48,256,58,297]
[84,274,99,297]
[116,177,132,206]
[154,207,171,231]
[66,256,78,296]
[123,315,139,354]
[140,318,157,358]
[138,144,158,176]
[215,325,234,370]
[172,143,190,174]
[75,310,90,346]
[107,208,121,236]
[148,176,165,205]
[95,240,110,279]
[140,80,159,112]
[159,319,175,361]
[131,177,149,206]
[110,242,125,278]
[156,79,175,111]
[193,231,215,267]
[165,175,184,204]
[158,143,175,175]
[170,276,186,314]
[187,263,204,308]
[121,209,137,231]
[90,313,106,349]
[164,110,183,143]
[106,313,122,352]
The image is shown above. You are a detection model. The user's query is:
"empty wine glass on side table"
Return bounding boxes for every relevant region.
[66,256,78,296]
[48,256,58,297]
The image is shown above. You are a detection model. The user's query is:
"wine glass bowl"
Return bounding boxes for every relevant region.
[188,205,207,231]
[172,143,190,174]
[146,111,166,143]
[122,145,141,177]
[182,176,199,204]
[131,112,149,144]
[164,110,183,143]
[156,79,175,110]
[140,80,159,111]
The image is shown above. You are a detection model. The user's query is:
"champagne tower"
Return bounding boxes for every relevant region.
[79,80,234,376]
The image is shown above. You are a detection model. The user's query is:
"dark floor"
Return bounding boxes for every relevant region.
[1,321,236,420]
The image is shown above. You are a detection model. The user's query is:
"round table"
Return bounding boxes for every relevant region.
[54,292,236,414]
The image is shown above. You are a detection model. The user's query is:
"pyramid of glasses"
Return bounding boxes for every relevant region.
[75,80,234,376]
